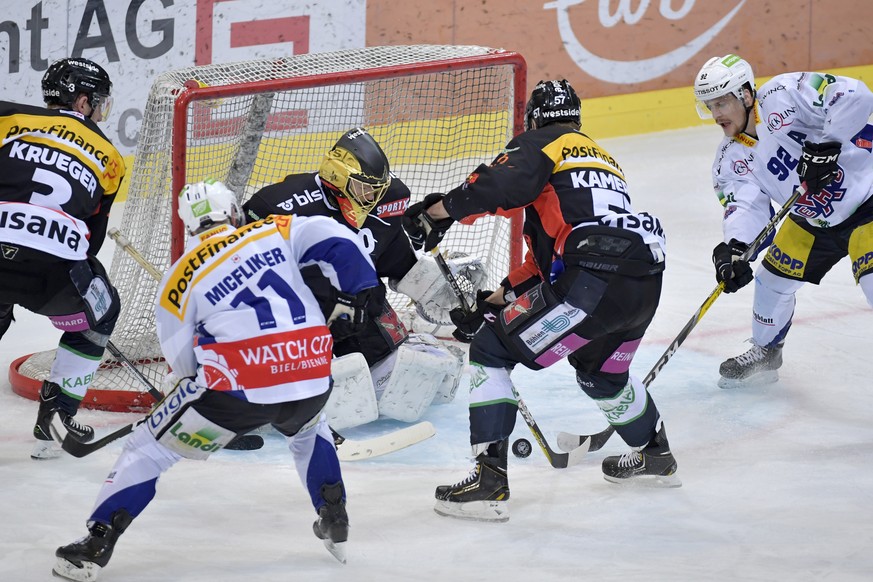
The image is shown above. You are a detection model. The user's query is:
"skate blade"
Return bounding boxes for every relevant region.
[52,557,100,582]
[603,473,682,488]
[718,370,779,389]
[433,499,509,522]
[322,539,347,564]
[31,439,60,460]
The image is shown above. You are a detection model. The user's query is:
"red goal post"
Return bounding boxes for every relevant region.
[11,45,527,412]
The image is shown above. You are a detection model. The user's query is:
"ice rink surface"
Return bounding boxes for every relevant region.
[1,125,870,581]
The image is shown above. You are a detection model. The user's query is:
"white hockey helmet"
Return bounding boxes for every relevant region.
[693,55,755,119]
[178,179,243,235]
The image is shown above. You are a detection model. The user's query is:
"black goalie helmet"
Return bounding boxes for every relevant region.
[318,127,392,228]
[42,58,113,118]
[524,79,581,131]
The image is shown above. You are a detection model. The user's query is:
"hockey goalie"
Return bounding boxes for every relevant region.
[242,127,485,430]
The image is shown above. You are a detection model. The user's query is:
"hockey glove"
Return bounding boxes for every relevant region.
[798,140,841,195]
[403,192,455,252]
[712,239,754,293]
[449,290,503,342]
[327,288,373,340]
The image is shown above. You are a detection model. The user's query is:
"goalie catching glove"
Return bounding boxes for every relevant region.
[712,239,753,293]
[449,290,504,342]
[327,287,374,340]
[402,192,454,252]
[391,251,487,325]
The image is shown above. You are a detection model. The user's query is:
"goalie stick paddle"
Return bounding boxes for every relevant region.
[334,421,436,461]
[556,183,809,455]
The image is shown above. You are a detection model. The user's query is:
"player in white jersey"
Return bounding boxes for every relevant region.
[693,55,873,387]
[52,180,378,581]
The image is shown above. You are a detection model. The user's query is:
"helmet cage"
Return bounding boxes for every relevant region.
[318,128,391,228]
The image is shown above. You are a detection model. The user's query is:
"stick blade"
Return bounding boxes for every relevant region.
[59,424,134,458]
[337,422,435,461]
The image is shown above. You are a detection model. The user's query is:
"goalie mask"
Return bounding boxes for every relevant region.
[42,58,113,121]
[178,179,243,235]
[693,55,756,119]
[318,127,392,228]
[524,79,581,131]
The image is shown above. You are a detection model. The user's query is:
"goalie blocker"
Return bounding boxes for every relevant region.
[324,333,465,429]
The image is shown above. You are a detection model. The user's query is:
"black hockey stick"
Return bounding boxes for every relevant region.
[431,245,583,469]
[557,183,808,454]
[105,340,163,402]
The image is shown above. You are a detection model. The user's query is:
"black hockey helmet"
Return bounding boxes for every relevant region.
[524,79,581,131]
[42,58,113,118]
[319,127,392,228]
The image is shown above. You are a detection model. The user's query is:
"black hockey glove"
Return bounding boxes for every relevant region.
[449,290,503,342]
[798,140,841,195]
[712,239,753,293]
[327,288,373,340]
[403,192,455,252]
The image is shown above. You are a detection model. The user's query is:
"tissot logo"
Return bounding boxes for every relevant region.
[544,0,747,83]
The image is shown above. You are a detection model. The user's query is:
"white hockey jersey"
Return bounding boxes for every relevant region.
[711,71,873,243]
[155,214,378,404]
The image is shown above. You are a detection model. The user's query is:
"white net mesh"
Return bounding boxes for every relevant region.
[13,45,525,409]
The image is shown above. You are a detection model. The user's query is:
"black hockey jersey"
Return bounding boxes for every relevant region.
[0,101,125,258]
[243,172,418,280]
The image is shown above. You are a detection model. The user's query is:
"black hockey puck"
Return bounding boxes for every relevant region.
[512,438,532,458]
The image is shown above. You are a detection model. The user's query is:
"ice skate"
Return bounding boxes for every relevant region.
[718,342,783,388]
[434,440,510,522]
[312,482,349,564]
[33,381,93,459]
[602,424,680,488]
[53,511,132,582]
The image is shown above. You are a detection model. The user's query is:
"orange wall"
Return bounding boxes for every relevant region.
[367,0,873,97]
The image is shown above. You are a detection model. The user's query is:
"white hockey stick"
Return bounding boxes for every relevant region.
[335,421,436,461]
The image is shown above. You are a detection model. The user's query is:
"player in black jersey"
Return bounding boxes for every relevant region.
[407,80,679,521]
[0,58,126,459]
[244,128,475,428]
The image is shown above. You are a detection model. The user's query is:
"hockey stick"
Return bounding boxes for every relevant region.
[333,421,436,461]
[103,228,263,452]
[104,340,163,402]
[108,228,425,457]
[556,183,809,454]
[430,245,583,469]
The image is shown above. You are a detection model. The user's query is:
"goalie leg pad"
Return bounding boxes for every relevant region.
[324,352,378,430]
[377,334,461,421]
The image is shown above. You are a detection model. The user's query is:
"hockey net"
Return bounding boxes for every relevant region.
[11,45,526,411]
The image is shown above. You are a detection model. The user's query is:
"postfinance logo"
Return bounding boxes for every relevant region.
[544,0,746,83]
